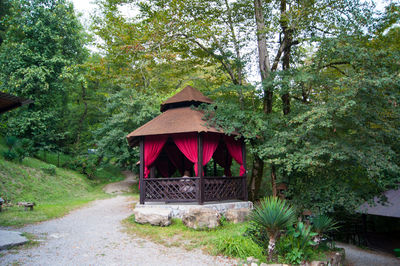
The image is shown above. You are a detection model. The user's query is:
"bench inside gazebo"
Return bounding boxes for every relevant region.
[127,86,248,205]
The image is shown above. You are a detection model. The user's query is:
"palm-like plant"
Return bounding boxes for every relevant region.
[250,196,296,261]
[311,215,339,245]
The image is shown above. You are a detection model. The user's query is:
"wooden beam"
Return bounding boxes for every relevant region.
[139,137,145,204]
[242,138,248,201]
[198,133,204,204]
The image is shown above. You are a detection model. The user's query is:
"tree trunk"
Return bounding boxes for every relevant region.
[75,82,88,146]
[268,236,276,261]
[280,0,291,115]
[254,0,272,114]
[271,164,277,197]
[249,155,264,201]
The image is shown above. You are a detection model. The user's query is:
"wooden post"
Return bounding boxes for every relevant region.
[197,133,204,205]
[242,139,248,201]
[139,137,145,205]
[213,159,217,176]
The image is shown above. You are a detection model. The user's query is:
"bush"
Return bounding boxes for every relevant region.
[41,165,57,175]
[213,235,265,261]
[275,222,318,264]
[3,136,33,162]
[3,150,17,161]
[244,222,269,250]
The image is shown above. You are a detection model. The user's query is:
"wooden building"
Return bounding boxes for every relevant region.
[127,86,247,205]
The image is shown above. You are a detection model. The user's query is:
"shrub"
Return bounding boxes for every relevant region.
[41,165,57,175]
[275,221,317,264]
[244,221,269,250]
[213,235,265,261]
[3,150,17,161]
[250,196,296,260]
[311,215,339,245]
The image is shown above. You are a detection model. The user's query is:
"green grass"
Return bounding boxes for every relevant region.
[123,216,265,262]
[0,141,115,227]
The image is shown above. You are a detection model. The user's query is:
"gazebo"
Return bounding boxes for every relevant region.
[127,86,248,205]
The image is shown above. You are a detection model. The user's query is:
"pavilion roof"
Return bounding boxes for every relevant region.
[0,91,33,114]
[160,85,213,112]
[127,107,223,146]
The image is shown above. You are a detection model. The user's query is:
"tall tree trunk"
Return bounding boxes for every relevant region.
[75,82,88,146]
[249,155,264,201]
[254,0,272,114]
[280,0,291,115]
[271,164,277,196]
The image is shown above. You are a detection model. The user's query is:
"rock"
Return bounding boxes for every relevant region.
[250,263,258,266]
[182,208,221,230]
[0,230,28,250]
[310,261,326,266]
[133,207,171,226]
[225,208,251,223]
[247,256,254,263]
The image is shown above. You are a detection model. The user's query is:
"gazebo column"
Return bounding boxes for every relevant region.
[197,133,204,205]
[242,139,248,201]
[139,137,145,204]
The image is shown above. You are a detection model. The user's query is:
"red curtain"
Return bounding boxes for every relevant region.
[165,143,193,175]
[224,136,246,176]
[202,134,220,175]
[155,158,176,177]
[173,133,199,176]
[213,144,232,176]
[144,135,168,178]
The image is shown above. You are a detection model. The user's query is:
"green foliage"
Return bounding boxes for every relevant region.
[41,165,57,175]
[250,197,296,238]
[2,136,33,162]
[3,150,16,161]
[250,196,296,260]
[275,222,318,264]
[244,221,270,250]
[0,0,88,151]
[213,235,264,261]
[94,89,159,169]
[311,215,340,236]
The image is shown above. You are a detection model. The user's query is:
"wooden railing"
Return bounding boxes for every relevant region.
[143,176,246,203]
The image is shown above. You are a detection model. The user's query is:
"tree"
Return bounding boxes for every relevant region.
[0,0,87,151]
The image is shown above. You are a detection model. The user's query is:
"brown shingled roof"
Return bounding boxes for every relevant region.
[127,107,223,146]
[160,85,213,112]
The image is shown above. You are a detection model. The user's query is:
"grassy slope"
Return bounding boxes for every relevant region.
[0,143,118,227]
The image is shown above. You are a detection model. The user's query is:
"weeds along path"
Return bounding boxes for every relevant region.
[103,170,137,194]
[0,196,234,265]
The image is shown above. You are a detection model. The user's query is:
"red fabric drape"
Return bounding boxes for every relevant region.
[165,143,192,175]
[155,158,176,177]
[144,135,168,178]
[213,144,232,176]
[224,136,246,176]
[173,133,199,176]
[202,134,220,175]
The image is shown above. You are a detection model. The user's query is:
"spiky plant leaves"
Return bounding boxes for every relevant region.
[250,196,296,261]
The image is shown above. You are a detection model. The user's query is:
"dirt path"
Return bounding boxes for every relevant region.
[0,196,234,266]
[337,242,399,266]
[103,170,137,194]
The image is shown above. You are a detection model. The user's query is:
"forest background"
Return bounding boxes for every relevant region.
[0,0,399,215]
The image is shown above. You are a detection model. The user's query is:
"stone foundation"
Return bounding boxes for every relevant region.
[134,200,253,218]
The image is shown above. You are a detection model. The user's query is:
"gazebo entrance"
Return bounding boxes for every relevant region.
[127,86,247,205]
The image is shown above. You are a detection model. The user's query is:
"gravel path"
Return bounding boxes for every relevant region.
[0,196,235,266]
[337,242,399,266]
[103,171,137,194]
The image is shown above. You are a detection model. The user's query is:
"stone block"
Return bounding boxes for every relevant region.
[225,208,251,223]
[182,208,221,230]
[133,207,172,226]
